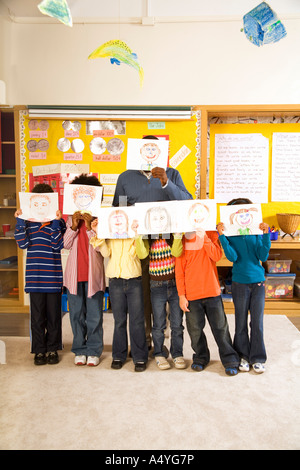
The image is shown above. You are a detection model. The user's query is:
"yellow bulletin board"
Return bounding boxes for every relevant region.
[209,123,300,227]
[20,111,199,202]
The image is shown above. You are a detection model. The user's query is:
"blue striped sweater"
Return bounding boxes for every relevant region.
[14,218,66,293]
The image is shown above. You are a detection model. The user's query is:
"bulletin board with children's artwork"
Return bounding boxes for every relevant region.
[209,122,300,229]
[19,110,199,212]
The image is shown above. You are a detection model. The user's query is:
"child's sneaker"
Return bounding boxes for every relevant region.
[253,362,265,373]
[74,355,86,366]
[34,353,47,366]
[47,351,59,365]
[191,363,204,372]
[239,358,250,372]
[155,356,171,370]
[173,356,186,369]
[87,356,100,366]
[225,367,238,376]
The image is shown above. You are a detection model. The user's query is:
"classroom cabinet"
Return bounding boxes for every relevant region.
[0,107,25,312]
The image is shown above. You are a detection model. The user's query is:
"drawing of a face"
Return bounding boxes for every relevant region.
[73,186,96,211]
[109,210,129,238]
[29,194,51,221]
[145,206,170,233]
[188,202,209,229]
[140,142,161,163]
[229,207,258,235]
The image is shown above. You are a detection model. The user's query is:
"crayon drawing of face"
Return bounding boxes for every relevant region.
[229,208,258,235]
[29,194,51,221]
[188,202,210,229]
[108,210,129,238]
[73,186,96,211]
[140,142,161,170]
[145,206,170,234]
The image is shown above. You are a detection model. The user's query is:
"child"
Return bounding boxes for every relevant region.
[63,174,105,367]
[217,198,271,373]
[133,223,186,370]
[90,218,148,372]
[14,183,66,366]
[175,228,240,375]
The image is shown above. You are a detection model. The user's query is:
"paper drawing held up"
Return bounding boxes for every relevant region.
[18,192,59,222]
[88,40,144,88]
[96,206,136,239]
[220,204,263,236]
[126,138,169,171]
[242,2,287,47]
[63,183,103,216]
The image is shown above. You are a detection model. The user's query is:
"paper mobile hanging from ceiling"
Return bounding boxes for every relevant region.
[38,0,73,27]
[242,2,286,46]
[88,39,144,88]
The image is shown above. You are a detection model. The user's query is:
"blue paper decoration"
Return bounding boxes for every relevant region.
[243,2,287,46]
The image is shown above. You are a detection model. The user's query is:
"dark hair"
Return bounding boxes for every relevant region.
[71,173,101,186]
[227,198,252,206]
[32,183,54,193]
[142,135,159,140]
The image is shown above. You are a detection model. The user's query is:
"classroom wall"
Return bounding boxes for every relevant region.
[2,16,300,106]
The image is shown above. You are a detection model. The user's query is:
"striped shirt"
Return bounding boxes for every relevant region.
[63,216,106,298]
[14,218,66,293]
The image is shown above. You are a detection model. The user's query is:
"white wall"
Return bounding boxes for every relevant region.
[2,15,300,106]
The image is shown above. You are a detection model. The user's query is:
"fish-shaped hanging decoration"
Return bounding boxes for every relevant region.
[88,40,144,88]
[38,0,73,27]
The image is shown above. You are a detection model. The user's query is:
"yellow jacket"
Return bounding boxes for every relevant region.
[90,236,141,279]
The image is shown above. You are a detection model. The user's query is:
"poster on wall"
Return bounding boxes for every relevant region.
[271,133,300,202]
[214,134,269,203]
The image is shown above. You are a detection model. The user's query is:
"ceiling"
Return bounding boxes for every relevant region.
[1,0,300,23]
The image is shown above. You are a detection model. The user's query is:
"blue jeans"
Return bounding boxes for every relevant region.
[232,281,267,364]
[150,279,184,358]
[186,295,239,368]
[67,282,104,357]
[109,277,148,363]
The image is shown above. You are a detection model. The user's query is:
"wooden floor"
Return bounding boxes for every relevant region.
[0,312,299,336]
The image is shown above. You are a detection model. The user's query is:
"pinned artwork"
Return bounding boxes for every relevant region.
[96,206,136,239]
[63,183,103,216]
[126,138,169,171]
[38,0,73,27]
[220,204,263,236]
[18,192,59,222]
[88,40,144,87]
[242,2,287,46]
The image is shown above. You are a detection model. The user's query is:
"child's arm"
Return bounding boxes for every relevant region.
[175,251,188,310]
[216,222,238,262]
[63,214,80,249]
[257,223,271,261]
[203,231,223,262]
[171,233,183,257]
[131,220,149,259]
[14,210,30,249]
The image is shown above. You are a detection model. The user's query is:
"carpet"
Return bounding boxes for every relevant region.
[0,313,299,450]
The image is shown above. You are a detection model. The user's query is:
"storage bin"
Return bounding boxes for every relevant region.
[265,273,296,299]
[264,259,292,273]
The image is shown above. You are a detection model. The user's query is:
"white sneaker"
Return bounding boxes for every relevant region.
[239,358,250,372]
[155,356,171,370]
[253,362,265,374]
[74,355,86,366]
[87,356,100,367]
[173,356,187,369]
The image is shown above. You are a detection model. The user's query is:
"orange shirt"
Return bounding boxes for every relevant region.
[175,231,222,301]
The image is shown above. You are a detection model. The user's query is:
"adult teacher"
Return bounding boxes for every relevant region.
[112,136,193,350]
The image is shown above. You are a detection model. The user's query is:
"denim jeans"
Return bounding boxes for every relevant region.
[232,281,267,364]
[109,277,148,363]
[150,278,184,358]
[67,282,104,357]
[186,295,239,368]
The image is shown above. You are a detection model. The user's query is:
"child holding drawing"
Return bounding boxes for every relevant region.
[90,218,148,372]
[133,218,186,370]
[175,228,240,375]
[63,174,105,367]
[14,183,66,366]
[217,198,271,373]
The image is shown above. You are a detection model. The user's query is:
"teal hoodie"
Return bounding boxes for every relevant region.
[219,233,271,284]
